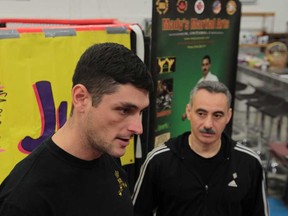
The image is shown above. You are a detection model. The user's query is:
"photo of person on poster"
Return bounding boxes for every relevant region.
[182,55,219,121]
[197,55,219,84]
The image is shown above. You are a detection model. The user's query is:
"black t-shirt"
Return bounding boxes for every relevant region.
[0,138,133,216]
[183,134,225,185]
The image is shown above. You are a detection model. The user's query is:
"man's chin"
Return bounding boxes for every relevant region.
[110,149,126,158]
[200,135,217,143]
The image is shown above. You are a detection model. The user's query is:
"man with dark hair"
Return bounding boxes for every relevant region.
[197,55,219,83]
[133,81,269,216]
[0,42,154,216]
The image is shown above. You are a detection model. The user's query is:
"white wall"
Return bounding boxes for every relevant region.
[0,0,286,33]
[241,0,288,32]
[0,0,152,30]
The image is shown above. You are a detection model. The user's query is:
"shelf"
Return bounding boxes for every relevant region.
[239,44,268,48]
[240,12,276,45]
[242,12,275,17]
[241,12,275,32]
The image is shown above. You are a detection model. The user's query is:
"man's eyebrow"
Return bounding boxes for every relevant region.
[120,102,150,111]
[115,103,149,114]
[195,108,207,112]
[213,111,225,115]
[195,108,225,115]
[118,102,138,109]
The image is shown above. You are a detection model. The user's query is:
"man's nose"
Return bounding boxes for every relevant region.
[203,116,213,128]
[128,114,143,135]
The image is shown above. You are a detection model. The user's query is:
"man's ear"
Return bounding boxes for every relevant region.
[185,104,191,120]
[226,108,233,124]
[71,84,90,113]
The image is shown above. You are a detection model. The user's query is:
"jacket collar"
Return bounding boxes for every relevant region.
[165,132,235,159]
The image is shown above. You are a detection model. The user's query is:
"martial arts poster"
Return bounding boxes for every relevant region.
[0,24,135,183]
[151,0,241,148]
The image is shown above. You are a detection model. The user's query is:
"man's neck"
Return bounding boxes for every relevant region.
[188,134,221,158]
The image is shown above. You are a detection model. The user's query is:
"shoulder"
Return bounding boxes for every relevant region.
[140,144,178,172]
[233,142,262,166]
[145,144,171,163]
[210,72,219,80]
[143,133,188,167]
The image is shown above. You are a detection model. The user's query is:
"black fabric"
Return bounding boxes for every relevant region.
[0,137,133,216]
[183,133,226,185]
[132,132,269,216]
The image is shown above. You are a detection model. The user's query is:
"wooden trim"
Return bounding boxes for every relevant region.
[242,12,275,17]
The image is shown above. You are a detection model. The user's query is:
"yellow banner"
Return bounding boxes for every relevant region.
[0,28,134,183]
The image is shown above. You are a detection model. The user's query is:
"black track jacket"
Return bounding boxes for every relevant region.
[132,132,269,216]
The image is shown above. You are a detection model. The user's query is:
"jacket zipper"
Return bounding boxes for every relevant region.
[204,184,209,216]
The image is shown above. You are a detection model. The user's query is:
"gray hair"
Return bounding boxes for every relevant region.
[190,81,232,107]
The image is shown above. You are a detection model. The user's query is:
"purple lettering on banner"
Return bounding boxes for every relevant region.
[0,83,8,153]
[57,101,68,130]
[18,81,68,154]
